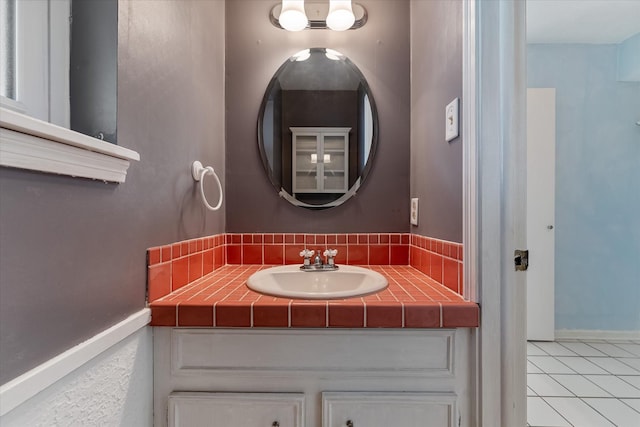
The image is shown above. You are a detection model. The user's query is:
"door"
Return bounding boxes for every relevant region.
[526,88,556,341]
[322,392,456,427]
[168,392,305,427]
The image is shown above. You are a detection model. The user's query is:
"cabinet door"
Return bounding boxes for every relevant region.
[322,392,456,427]
[169,392,304,427]
[321,134,348,192]
[293,134,319,192]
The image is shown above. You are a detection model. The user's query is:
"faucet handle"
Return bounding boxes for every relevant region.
[300,249,314,266]
[323,249,338,257]
[323,249,338,266]
[300,249,314,258]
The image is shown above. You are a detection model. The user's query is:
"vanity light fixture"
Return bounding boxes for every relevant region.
[324,48,343,60]
[271,1,367,31]
[292,48,311,61]
[279,0,308,31]
[326,0,355,31]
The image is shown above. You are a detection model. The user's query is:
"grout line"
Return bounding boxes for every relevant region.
[250,301,254,327]
[363,301,367,328]
[325,301,329,328]
[538,396,574,426]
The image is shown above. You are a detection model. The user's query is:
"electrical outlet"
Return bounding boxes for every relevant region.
[410,198,419,226]
[445,98,459,142]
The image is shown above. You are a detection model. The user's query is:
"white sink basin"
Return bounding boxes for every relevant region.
[247,265,388,299]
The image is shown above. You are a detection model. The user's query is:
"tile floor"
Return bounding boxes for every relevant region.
[527,339,640,427]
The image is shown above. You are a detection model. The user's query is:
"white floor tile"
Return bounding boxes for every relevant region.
[528,360,543,373]
[533,341,579,356]
[528,339,640,425]
[621,398,640,412]
[619,376,640,389]
[587,342,637,358]
[586,357,640,375]
[582,398,640,427]
[528,341,550,356]
[555,356,608,374]
[544,397,615,427]
[585,375,640,398]
[618,357,640,371]
[613,343,640,357]
[551,374,612,398]
[527,397,571,427]
[528,374,574,397]
[558,341,607,357]
[529,356,576,374]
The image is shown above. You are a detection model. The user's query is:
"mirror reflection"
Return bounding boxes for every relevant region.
[0,0,117,143]
[258,48,378,208]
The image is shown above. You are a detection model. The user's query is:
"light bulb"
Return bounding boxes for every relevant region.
[279,0,308,32]
[325,48,343,61]
[326,0,355,31]
[293,49,311,61]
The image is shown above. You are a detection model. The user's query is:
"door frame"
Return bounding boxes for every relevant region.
[462,0,527,425]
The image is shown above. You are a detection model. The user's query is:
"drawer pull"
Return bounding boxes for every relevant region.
[346,421,354,427]
[272,422,280,427]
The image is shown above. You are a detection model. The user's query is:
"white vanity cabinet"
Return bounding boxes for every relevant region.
[291,127,350,194]
[168,392,304,427]
[154,328,473,427]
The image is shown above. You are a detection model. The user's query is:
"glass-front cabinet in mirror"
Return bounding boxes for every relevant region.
[258,48,378,209]
[292,127,350,196]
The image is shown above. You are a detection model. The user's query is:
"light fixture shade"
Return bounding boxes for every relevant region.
[279,0,308,32]
[326,0,355,31]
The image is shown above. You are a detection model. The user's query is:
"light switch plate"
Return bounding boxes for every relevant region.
[445,98,459,142]
[410,198,419,226]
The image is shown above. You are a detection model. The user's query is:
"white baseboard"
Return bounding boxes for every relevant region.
[555,329,640,341]
[0,309,150,416]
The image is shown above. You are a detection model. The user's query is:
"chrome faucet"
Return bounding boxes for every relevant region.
[299,248,339,271]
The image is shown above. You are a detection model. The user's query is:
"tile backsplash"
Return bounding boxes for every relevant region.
[225,233,410,266]
[409,235,464,296]
[147,233,464,303]
[147,234,226,302]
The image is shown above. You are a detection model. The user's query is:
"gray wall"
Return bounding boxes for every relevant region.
[410,0,463,242]
[0,0,225,384]
[225,0,410,233]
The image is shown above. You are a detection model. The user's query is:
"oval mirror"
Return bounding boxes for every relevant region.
[258,48,378,208]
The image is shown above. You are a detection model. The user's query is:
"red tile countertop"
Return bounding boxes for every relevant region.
[149,265,479,328]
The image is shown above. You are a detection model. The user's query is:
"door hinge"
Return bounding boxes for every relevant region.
[514,249,529,271]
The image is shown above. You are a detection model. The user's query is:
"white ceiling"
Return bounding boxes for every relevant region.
[527,0,640,44]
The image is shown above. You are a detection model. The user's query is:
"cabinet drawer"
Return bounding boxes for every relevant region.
[322,392,456,427]
[168,392,304,427]
[172,329,455,377]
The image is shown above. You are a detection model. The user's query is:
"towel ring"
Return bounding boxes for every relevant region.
[191,161,223,211]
